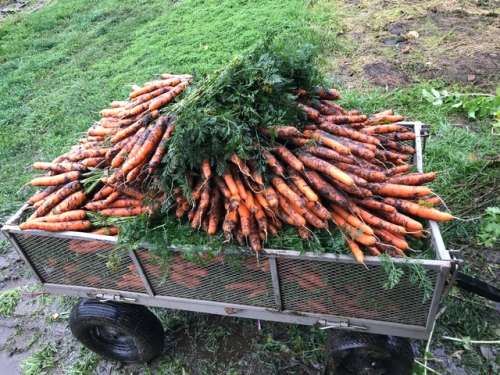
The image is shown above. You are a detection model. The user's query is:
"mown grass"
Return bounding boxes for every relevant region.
[21,343,57,375]
[0,287,20,316]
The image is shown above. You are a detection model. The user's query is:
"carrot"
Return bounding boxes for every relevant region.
[160,73,193,80]
[114,185,145,200]
[192,185,211,229]
[379,210,423,233]
[289,172,319,202]
[364,114,404,125]
[92,227,120,236]
[335,162,386,183]
[34,181,81,217]
[313,86,341,100]
[345,238,365,264]
[387,172,437,186]
[30,171,80,187]
[127,86,171,107]
[297,153,354,186]
[33,210,86,223]
[19,220,92,232]
[264,126,303,139]
[330,178,373,198]
[384,198,453,222]
[223,208,238,238]
[99,207,151,217]
[368,183,432,198]
[126,165,144,183]
[302,146,356,164]
[376,149,411,163]
[92,185,114,201]
[292,201,327,229]
[297,103,320,121]
[201,159,212,180]
[51,190,86,214]
[351,204,406,235]
[264,186,279,208]
[366,246,381,256]
[304,130,351,155]
[80,158,104,168]
[108,199,143,208]
[352,198,396,213]
[222,171,240,199]
[321,100,347,114]
[383,132,416,142]
[207,188,221,235]
[229,154,251,177]
[121,118,166,174]
[111,100,128,108]
[273,146,304,171]
[232,171,248,201]
[100,108,126,118]
[28,185,60,205]
[303,170,348,206]
[361,124,409,135]
[238,203,251,236]
[331,212,376,246]
[297,226,311,240]
[277,194,306,227]
[113,110,158,143]
[67,149,108,162]
[375,229,409,250]
[32,162,87,173]
[416,196,441,207]
[307,200,331,221]
[149,81,189,111]
[214,176,231,200]
[381,139,415,154]
[262,149,285,176]
[147,121,175,174]
[248,216,262,253]
[386,164,412,176]
[88,126,117,137]
[247,161,264,187]
[319,123,380,145]
[129,78,182,99]
[331,205,373,235]
[271,176,306,208]
[321,114,367,124]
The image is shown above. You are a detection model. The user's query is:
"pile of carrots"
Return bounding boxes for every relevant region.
[21,73,191,235]
[20,73,454,263]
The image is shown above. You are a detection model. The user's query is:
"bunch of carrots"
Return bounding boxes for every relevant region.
[20,73,453,264]
[21,73,191,235]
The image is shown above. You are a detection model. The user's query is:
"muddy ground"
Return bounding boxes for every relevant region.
[328,0,500,90]
[1,0,499,374]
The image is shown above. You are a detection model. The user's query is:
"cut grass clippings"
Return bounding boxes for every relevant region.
[0,287,21,316]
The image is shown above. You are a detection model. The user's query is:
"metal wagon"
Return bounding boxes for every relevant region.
[2,122,458,374]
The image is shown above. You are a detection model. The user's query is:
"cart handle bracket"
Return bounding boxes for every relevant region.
[318,319,368,331]
[94,293,137,303]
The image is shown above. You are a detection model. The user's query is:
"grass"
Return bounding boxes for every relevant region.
[21,343,57,375]
[0,287,21,316]
[65,347,100,375]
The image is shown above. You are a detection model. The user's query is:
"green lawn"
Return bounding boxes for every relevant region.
[1,1,498,374]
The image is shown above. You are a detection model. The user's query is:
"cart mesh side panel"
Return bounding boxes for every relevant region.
[277,258,437,326]
[12,233,147,294]
[137,250,275,307]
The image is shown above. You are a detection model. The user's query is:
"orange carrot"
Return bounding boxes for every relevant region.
[319,123,380,145]
[345,238,365,264]
[149,81,189,111]
[384,198,453,222]
[386,164,412,176]
[331,212,376,246]
[34,181,81,217]
[303,170,348,206]
[353,198,396,213]
[238,203,251,236]
[262,149,285,176]
[361,124,409,135]
[32,162,87,173]
[192,185,211,229]
[207,188,222,235]
[313,86,341,100]
[108,199,143,208]
[351,204,406,235]
[147,121,175,174]
[332,205,373,235]
[99,207,151,216]
[28,186,60,205]
[368,183,432,198]
[129,78,182,99]
[51,190,86,214]
[321,114,367,124]
[289,172,319,202]
[379,210,423,233]
[33,210,86,223]
[223,208,238,238]
[335,162,386,183]
[297,153,354,186]
[301,146,355,164]
[277,194,306,227]
[298,103,320,121]
[271,176,306,208]
[273,146,304,171]
[229,154,251,177]
[375,228,409,250]
[387,172,437,186]
[304,130,351,155]
[30,171,80,187]
[19,220,92,232]
[92,227,120,236]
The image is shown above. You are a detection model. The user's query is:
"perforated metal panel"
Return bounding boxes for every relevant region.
[136,250,275,307]
[12,233,147,294]
[277,257,437,326]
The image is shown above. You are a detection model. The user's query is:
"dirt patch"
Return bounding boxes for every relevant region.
[332,0,500,89]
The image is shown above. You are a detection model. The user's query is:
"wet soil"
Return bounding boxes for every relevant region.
[331,0,500,90]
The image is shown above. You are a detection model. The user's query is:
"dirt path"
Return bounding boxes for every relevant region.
[328,0,500,90]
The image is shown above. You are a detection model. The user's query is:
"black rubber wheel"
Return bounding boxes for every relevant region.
[69,299,164,363]
[326,331,414,375]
